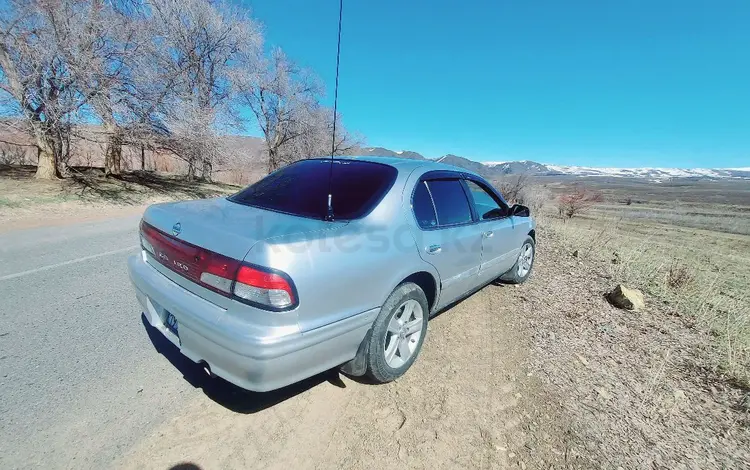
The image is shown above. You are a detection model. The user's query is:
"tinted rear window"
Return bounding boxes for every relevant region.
[427,179,473,226]
[229,159,398,220]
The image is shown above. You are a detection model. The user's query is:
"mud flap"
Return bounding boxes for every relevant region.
[339,328,372,376]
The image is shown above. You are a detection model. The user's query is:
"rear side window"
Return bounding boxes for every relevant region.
[426,179,473,226]
[413,181,438,228]
[229,159,397,220]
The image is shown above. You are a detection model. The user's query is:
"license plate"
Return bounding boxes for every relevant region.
[165,312,179,337]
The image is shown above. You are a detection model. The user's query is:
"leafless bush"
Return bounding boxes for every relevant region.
[558,185,604,219]
[497,174,529,203]
[492,175,551,213]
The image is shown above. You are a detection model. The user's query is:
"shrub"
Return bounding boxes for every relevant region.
[493,175,551,213]
[557,185,604,219]
[497,174,529,204]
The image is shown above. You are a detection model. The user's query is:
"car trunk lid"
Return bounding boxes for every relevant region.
[142,197,339,263]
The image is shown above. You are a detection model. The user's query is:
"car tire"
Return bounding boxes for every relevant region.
[365,282,429,384]
[499,236,536,284]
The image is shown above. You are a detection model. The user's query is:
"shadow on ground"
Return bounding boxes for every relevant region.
[1,164,239,205]
[169,464,202,470]
[0,164,37,180]
[141,315,344,414]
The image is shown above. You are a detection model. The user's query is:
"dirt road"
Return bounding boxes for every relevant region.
[119,284,570,470]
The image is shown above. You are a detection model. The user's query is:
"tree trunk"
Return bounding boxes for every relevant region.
[33,127,59,180]
[201,159,212,181]
[141,145,145,170]
[104,128,123,177]
[186,158,196,181]
[267,148,279,174]
[35,146,58,179]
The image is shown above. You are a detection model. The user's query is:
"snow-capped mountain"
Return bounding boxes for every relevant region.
[485,161,750,179]
[540,164,750,180]
[360,146,750,180]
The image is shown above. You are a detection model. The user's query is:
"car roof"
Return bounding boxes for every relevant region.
[336,155,481,177]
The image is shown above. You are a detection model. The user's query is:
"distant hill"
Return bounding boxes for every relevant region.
[2,122,748,182]
[358,147,426,160]
[362,146,750,182]
[435,154,486,174]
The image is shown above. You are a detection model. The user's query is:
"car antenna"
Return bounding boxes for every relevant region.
[326,0,344,222]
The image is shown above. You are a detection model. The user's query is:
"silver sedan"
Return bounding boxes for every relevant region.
[128,156,536,391]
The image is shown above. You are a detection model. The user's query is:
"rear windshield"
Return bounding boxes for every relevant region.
[229,159,398,220]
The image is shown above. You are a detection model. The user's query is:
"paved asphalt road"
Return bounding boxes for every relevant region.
[0,214,215,469]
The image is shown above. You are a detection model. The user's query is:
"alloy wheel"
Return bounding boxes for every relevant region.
[383,299,424,368]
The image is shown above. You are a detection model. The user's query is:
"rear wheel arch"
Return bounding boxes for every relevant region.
[528,229,536,241]
[341,272,437,378]
[398,271,438,314]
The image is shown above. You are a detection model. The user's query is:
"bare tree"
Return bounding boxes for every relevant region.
[283,106,363,161]
[1,0,359,182]
[0,0,101,178]
[495,174,530,204]
[148,0,262,180]
[0,0,262,180]
[240,49,324,172]
[241,49,362,173]
[557,185,604,219]
[83,0,151,177]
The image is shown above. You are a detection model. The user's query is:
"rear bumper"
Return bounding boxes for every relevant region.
[127,253,377,392]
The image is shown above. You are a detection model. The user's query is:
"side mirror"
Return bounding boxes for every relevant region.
[511,204,530,217]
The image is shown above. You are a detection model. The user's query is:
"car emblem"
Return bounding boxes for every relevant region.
[172,222,182,237]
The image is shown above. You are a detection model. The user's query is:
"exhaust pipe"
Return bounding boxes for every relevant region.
[201,361,216,378]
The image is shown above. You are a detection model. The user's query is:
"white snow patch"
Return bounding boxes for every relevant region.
[544,164,737,178]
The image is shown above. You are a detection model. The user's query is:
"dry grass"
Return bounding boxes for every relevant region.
[0,165,240,207]
[0,165,241,231]
[541,196,750,387]
[512,217,750,466]
[666,262,694,289]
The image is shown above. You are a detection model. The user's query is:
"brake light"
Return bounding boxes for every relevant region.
[139,220,297,311]
[233,265,296,310]
[198,253,238,294]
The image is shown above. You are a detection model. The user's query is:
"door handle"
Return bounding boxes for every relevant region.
[426,244,442,255]
[483,231,494,238]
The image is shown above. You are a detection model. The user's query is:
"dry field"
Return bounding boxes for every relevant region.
[542,177,750,386]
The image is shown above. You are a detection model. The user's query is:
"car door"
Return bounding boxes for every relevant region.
[411,177,483,308]
[463,179,519,284]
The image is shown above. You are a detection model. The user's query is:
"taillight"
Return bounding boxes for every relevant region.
[140,221,156,255]
[139,220,297,311]
[232,264,297,311]
[198,253,239,294]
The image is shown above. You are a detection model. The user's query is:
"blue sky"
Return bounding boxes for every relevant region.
[245,0,749,168]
